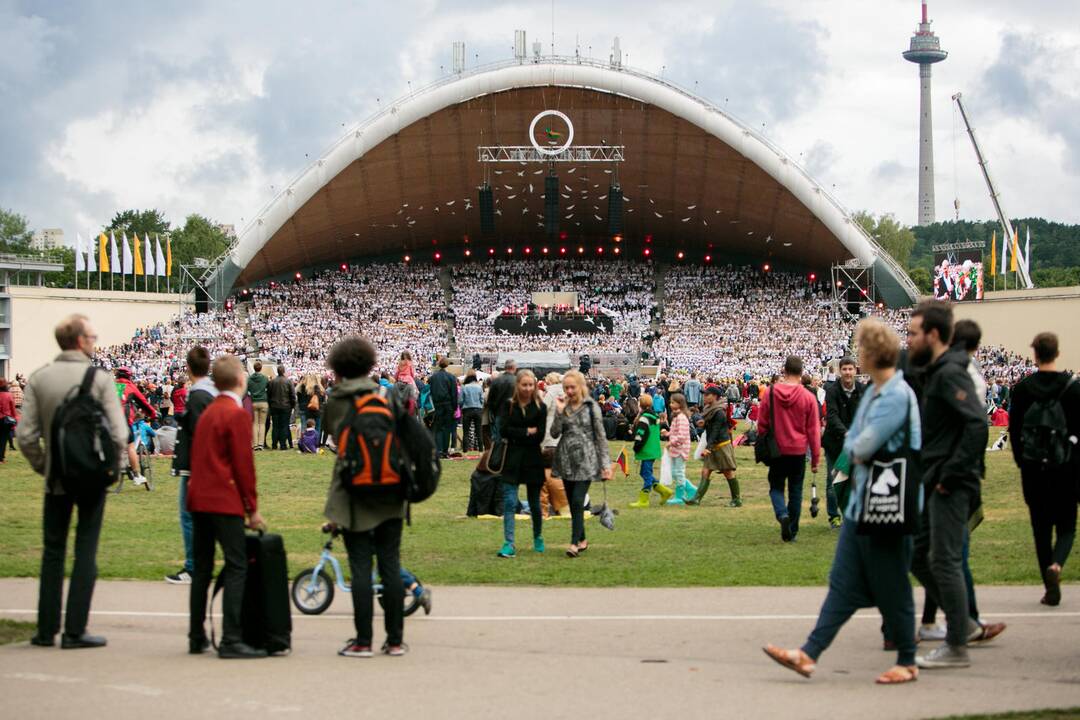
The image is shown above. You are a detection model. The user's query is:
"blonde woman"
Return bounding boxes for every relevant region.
[497,370,548,558]
[540,373,570,517]
[297,374,326,442]
[551,370,612,556]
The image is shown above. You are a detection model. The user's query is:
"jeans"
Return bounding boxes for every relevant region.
[921,533,980,625]
[189,512,246,645]
[639,459,657,491]
[910,487,972,647]
[768,455,807,535]
[0,424,10,461]
[566,480,592,546]
[462,408,483,451]
[38,491,106,638]
[178,475,194,573]
[803,523,916,666]
[503,482,542,546]
[671,457,688,488]
[270,409,291,449]
[825,451,841,520]
[251,401,269,447]
[343,519,404,646]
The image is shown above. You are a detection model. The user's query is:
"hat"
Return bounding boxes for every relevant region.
[704,386,723,397]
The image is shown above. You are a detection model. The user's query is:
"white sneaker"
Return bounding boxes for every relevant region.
[165,569,192,584]
[918,622,947,642]
[131,474,147,487]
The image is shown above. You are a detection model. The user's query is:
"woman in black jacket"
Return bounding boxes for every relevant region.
[497,370,548,559]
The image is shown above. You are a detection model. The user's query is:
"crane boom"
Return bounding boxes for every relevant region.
[951,92,1033,288]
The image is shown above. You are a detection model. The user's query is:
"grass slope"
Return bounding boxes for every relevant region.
[0,437,1049,588]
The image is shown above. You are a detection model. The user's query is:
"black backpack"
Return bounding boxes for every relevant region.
[1020,376,1077,470]
[50,367,120,496]
[335,388,440,504]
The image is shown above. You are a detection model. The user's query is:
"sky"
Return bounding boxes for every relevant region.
[2,0,1079,245]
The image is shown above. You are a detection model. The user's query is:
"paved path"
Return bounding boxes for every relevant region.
[1,579,1078,719]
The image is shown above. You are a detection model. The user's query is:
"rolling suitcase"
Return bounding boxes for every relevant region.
[212,531,292,655]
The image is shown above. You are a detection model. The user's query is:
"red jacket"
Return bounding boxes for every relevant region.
[0,390,17,422]
[757,382,821,467]
[187,395,257,517]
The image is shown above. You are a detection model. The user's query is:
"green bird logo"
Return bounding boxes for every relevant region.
[544,127,563,140]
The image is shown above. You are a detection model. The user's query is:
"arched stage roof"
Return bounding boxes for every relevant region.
[208,57,917,306]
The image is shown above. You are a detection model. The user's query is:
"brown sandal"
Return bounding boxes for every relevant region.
[565,545,580,558]
[876,665,918,685]
[763,644,815,678]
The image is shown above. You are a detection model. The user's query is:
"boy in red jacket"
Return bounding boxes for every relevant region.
[757,356,821,543]
[187,355,267,659]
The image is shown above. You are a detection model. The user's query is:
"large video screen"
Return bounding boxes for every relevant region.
[933,250,984,302]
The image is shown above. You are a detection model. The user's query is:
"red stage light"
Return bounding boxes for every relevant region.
[613,234,623,243]
[676,251,685,260]
[340,263,348,272]
[560,247,567,255]
[524,247,531,254]
[403,255,411,262]
[861,289,868,296]
[507,247,513,254]
[577,246,584,254]
[613,247,621,255]
[559,231,568,241]
[434,252,441,261]
[643,248,651,257]
[763,263,770,272]
[836,280,843,287]
[704,254,712,262]
[464,248,471,257]
[597,246,604,254]
[489,248,495,255]
[644,234,653,244]
[542,247,549,254]
[809,273,816,282]
[295,272,302,280]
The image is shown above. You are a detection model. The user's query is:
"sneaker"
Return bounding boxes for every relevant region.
[131,474,147,487]
[497,543,516,559]
[918,622,947,642]
[969,621,1007,645]
[916,644,970,669]
[418,587,433,615]
[339,639,373,658]
[828,516,842,529]
[165,569,192,585]
[381,642,408,657]
[533,536,545,553]
[780,516,792,542]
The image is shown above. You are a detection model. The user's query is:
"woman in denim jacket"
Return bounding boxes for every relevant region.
[765,318,923,685]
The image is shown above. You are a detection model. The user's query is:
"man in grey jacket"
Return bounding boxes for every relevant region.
[17,314,127,649]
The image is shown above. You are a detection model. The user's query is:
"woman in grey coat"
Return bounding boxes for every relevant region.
[551,370,612,557]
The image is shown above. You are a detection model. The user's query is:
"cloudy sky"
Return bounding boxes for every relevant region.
[2,0,1078,244]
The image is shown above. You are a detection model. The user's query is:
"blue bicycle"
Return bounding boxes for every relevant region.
[291,525,427,617]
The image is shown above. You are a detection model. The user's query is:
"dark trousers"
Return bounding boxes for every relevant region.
[825,451,841,520]
[270,409,291,450]
[1022,471,1077,583]
[768,455,807,535]
[921,534,979,625]
[0,424,10,461]
[803,522,916,666]
[189,512,246,645]
[37,491,106,638]
[566,480,591,546]
[462,409,482,451]
[910,487,972,647]
[433,404,454,455]
[343,519,404,646]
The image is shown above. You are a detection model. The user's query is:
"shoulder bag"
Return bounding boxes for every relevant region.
[754,387,781,466]
[856,392,922,536]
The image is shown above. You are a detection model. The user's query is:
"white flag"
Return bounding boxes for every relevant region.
[144,234,155,276]
[1000,230,1008,275]
[75,232,86,272]
[1025,226,1031,271]
[154,236,166,276]
[110,231,121,274]
[122,232,133,275]
[86,231,97,272]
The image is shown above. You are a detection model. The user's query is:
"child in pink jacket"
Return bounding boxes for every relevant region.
[661,393,698,505]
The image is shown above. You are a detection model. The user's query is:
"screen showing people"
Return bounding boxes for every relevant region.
[933,251,984,302]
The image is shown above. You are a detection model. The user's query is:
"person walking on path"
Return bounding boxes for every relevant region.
[0,379,18,463]
[688,386,740,507]
[1008,331,1080,607]
[186,355,267,659]
[268,364,295,450]
[628,394,674,507]
[822,356,864,528]
[907,301,988,670]
[497,370,548,558]
[18,314,127,649]
[764,318,921,685]
[551,370,612,556]
[167,347,217,585]
[661,393,697,505]
[757,356,821,541]
[322,336,409,657]
[247,361,269,449]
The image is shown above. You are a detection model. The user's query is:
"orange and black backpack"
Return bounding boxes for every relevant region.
[335,387,441,503]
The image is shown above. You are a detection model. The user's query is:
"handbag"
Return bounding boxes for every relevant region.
[307,393,320,412]
[486,439,509,475]
[856,394,921,536]
[754,387,781,466]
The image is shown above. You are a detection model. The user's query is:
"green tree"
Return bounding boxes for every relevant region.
[852,211,917,269]
[169,214,232,274]
[0,207,33,251]
[104,209,171,238]
[908,266,931,294]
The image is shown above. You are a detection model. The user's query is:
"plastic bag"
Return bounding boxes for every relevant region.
[693,433,708,461]
[659,450,673,486]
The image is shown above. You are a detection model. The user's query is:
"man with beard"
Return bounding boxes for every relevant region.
[907,302,988,670]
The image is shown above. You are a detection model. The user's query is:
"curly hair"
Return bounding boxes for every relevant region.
[327,336,376,379]
[855,318,900,370]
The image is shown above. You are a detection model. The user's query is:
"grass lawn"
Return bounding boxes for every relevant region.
[0,433,1050,587]
[0,619,36,645]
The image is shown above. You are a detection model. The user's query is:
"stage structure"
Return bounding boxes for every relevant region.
[831,259,878,318]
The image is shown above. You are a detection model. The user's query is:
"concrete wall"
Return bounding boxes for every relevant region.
[9,287,194,377]
[949,287,1080,371]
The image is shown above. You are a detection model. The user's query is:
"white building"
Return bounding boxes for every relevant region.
[30,228,64,252]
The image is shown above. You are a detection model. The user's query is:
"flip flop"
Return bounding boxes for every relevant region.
[876,665,918,685]
[763,645,815,678]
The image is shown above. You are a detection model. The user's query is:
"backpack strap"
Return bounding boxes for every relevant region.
[79,367,100,397]
[1057,375,1077,401]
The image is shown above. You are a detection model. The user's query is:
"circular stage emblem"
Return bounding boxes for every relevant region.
[529,110,574,156]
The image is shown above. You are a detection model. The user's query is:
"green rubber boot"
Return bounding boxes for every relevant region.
[666,484,686,505]
[685,477,711,506]
[653,483,674,503]
[728,477,742,507]
[628,490,651,509]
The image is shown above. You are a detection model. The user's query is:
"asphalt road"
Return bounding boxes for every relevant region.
[1,579,1078,719]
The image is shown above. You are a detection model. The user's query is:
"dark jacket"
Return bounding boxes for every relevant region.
[700,401,731,447]
[920,346,988,494]
[428,369,458,411]
[501,399,547,486]
[485,371,517,422]
[268,375,295,411]
[247,372,269,403]
[172,379,217,475]
[1008,371,1080,473]
[823,380,866,459]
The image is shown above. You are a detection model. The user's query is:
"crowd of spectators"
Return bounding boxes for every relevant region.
[97,310,248,381]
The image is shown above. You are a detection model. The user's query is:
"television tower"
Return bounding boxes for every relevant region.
[903,2,947,226]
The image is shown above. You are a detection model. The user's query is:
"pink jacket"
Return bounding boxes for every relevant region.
[667,413,691,460]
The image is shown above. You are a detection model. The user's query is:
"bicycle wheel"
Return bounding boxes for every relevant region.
[377,585,423,617]
[138,444,153,492]
[291,569,334,615]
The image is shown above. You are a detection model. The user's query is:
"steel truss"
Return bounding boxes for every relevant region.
[477,145,625,163]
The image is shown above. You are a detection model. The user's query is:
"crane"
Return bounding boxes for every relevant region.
[951,92,1034,288]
